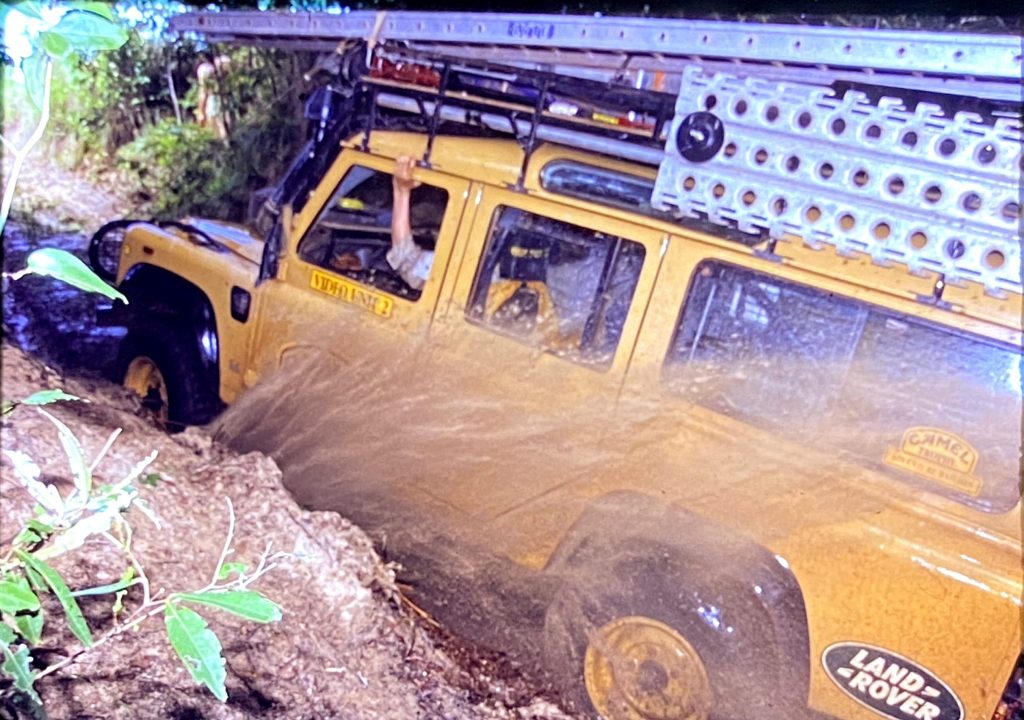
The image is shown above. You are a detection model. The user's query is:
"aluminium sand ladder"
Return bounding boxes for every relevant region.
[171,10,1023,295]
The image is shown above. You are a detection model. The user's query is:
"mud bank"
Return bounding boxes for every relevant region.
[0,343,573,719]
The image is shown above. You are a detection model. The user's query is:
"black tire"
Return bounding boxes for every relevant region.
[117,321,219,430]
[543,545,799,720]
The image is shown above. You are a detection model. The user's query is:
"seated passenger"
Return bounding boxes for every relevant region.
[485,235,554,329]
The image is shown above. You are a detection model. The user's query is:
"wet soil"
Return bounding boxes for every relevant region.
[1,154,577,719]
[0,344,571,720]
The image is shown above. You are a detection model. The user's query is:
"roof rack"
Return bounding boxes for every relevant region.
[172,10,1023,297]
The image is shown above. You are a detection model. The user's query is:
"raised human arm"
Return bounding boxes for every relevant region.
[390,155,420,253]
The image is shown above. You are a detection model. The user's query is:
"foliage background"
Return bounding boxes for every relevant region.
[4,1,1016,224]
[5,3,312,221]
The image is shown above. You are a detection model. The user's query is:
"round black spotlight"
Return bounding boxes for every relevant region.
[675,111,725,162]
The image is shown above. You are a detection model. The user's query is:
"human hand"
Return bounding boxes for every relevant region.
[393,155,421,192]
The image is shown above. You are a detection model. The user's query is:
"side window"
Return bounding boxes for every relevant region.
[297,164,449,301]
[466,206,645,369]
[663,261,1022,512]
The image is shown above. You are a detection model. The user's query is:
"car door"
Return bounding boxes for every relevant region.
[242,149,470,386]
[423,184,666,560]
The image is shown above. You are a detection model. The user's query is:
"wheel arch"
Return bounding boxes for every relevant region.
[545,490,812,710]
[119,263,221,396]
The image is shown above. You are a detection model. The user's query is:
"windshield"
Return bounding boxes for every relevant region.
[663,261,1022,513]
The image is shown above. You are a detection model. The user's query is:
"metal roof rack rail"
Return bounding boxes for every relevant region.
[172,10,1023,296]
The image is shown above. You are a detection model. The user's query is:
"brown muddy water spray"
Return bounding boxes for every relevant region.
[212,325,1020,719]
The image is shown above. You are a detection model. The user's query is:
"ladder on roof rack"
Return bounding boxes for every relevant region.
[171,10,1024,297]
[170,11,1021,100]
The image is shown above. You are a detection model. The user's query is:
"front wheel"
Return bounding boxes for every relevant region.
[118,321,219,429]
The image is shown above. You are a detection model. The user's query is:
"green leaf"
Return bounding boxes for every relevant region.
[216,562,247,581]
[69,2,115,21]
[15,611,44,646]
[23,389,82,407]
[0,624,15,645]
[164,603,227,701]
[21,248,127,303]
[15,520,53,548]
[0,643,41,705]
[2,450,63,519]
[23,566,46,594]
[1,400,14,416]
[26,520,53,536]
[15,551,92,648]
[176,591,282,624]
[12,529,42,547]
[39,30,71,60]
[19,52,47,114]
[37,508,118,560]
[44,9,128,53]
[141,473,161,487]
[0,576,40,614]
[70,575,139,598]
[38,409,90,498]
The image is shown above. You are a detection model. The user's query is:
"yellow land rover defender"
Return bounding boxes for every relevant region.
[92,32,1022,720]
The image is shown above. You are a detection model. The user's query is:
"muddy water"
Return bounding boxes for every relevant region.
[2,221,126,379]
[213,343,621,678]
[211,312,1022,719]
[209,335,846,718]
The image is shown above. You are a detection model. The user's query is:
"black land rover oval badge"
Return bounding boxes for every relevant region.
[822,643,964,720]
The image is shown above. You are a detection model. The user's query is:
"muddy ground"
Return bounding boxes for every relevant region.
[0,153,577,719]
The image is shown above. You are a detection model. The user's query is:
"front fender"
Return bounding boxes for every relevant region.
[115,222,260,404]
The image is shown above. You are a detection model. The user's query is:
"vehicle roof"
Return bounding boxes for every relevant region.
[346,131,1023,342]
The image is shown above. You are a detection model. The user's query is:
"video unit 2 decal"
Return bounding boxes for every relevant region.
[822,643,964,720]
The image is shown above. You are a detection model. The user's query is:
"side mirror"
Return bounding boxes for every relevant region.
[257,203,294,284]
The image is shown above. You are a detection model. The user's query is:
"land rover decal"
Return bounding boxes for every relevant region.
[822,643,964,720]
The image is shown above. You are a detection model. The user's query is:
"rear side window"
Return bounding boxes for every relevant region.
[467,206,645,369]
[663,261,1022,512]
[540,160,656,213]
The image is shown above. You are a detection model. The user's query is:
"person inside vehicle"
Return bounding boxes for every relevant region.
[484,234,558,339]
[386,155,435,291]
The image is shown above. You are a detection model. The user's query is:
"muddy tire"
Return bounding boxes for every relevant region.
[118,321,218,429]
[544,581,711,720]
[543,549,796,720]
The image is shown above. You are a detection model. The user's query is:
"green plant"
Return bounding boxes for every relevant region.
[116,119,231,216]
[116,106,303,220]
[1,227,284,712]
[0,0,129,233]
[1,422,285,706]
[48,20,201,164]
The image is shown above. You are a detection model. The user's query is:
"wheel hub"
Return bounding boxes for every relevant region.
[584,616,712,720]
[124,356,169,424]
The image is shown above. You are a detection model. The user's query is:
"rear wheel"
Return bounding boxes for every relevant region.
[118,321,218,429]
[584,615,712,720]
[545,580,714,720]
[543,546,796,720]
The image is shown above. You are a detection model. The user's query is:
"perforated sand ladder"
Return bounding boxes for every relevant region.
[653,67,1023,295]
